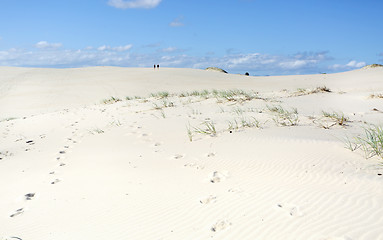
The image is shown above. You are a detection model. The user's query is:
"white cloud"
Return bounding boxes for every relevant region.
[170,16,184,27]
[279,60,313,69]
[161,47,179,53]
[97,44,133,52]
[346,60,366,68]
[330,60,366,70]
[108,0,161,9]
[35,41,62,49]
[0,46,132,67]
[114,44,133,51]
[0,45,358,75]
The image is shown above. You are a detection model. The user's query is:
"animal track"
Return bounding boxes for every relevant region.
[173,154,184,159]
[199,195,217,204]
[277,203,303,217]
[24,193,35,200]
[211,219,231,232]
[10,208,24,218]
[184,163,204,170]
[209,171,229,183]
[51,179,61,185]
[2,236,23,240]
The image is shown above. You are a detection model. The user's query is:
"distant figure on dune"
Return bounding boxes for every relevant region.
[157,64,160,69]
[154,64,156,69]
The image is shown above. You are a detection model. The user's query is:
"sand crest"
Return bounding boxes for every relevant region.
[1,67,382,240]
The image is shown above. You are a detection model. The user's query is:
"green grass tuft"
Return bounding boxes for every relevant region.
[322,111,349,126]
[102,96,122,104]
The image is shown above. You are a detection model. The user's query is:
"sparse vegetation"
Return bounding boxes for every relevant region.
[150,91,170,99]
[240,116,261,128]
[228,119,239,131]
[357,125,383,159]
[159,109,166,118]
[110,120,122,126]
[193,121,217,136]
[153,99,174,109]
[345,125,383,160]
[369,93,383,99]
[267,105,299,126]
[362,64,383,69]
[294,86,331,96]
[102,96,122,104]
[205,67,228,73]
[89,128,105,134]
[322,111,349,126]
[214,89,260,103]
[186,123,193,142]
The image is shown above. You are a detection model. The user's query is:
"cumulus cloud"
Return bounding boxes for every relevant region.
[169,16,184,27]
[97,44,133,52]
[330,60,366,71]
[108,0,161,9]
[346,60,366,68]
[0,45,133,67]
[160,47,181,53]
[0,44,357,75]
[200,51,330,74]
[35,41,62,49]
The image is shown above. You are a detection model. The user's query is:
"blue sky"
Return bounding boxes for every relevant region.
[0,0,382,75]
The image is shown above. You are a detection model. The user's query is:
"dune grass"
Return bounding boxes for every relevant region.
[153,99,175,109]
[294,86,331,96]
[369,93,383,99]
[150,91,170,99]
[89,128,105,134]
[322,111,349,126]
[186,123,193,142]
[228,116,261,131]
[194,121,217,136]
[267,105,299,126]
[102,96,122,104]
[345,125,383,160]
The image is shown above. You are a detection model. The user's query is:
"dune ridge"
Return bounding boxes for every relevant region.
[1,67,383,240]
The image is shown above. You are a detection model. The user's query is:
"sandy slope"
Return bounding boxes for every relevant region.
[0,67,383,240]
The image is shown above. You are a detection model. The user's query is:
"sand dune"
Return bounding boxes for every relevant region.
[1,67,383,240]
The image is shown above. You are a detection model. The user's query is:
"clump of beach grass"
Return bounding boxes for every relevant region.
[153,99,175,109]
[357,125,383,159]
[322,111,349,126]
[214,89,260,103]
[369,93,383,99]
[110,120,122,127]
[193,121,217,136]
[294,86,331,96]
[267,105,299,126]
[89,128,105,134]
[150,91,170,99]
[228,116,261,131]
[344,125,383,160]
[102,96,122,104]
[186,123,193,142]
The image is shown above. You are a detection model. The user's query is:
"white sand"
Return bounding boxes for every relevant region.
[1,67,383,240]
